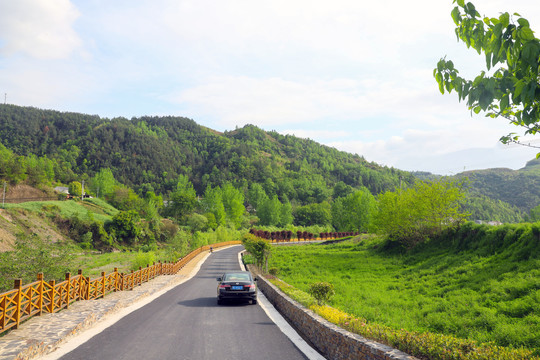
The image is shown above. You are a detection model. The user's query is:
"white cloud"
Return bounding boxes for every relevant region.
[1,0,539,175]
[172,76,371,128]
[0,0,81,59]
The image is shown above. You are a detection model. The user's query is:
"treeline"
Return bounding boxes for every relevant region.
[0,104,530,228]
[0,104,413,204]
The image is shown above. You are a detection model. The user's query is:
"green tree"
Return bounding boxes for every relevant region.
[294,202,332,226]
[374,179,469,248]
[166,175,197,221]
[279,197,294,226]
[90,168,116,198]
[201,185,226,227]
[258,195,282,226]
[434,1,540,151]
[332,181,354,199]
[528,204,540,222]
[108,186,144,212]
[68,181,83,197]
[331,188,376,232]
[221,182,245,229]
[247,183,269,211]
[108,210,141,244]
[186,213,209,232]
[242,233,271,272]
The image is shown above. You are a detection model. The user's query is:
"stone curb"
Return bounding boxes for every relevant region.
[247,265,418,360]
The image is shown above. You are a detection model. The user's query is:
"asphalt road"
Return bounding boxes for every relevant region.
[59,246,310,360]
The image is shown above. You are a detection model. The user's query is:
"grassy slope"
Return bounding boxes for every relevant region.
[268,235,540,351]
[0,198,136,286]
[3,197,118,223]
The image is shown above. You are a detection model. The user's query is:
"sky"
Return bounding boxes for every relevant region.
[1,0,539,175]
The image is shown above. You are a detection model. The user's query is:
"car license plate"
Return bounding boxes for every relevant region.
[231,285,243,290]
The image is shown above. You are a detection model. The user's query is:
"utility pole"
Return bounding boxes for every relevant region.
[4,93,6,105]
[81,180,85,201]
[2,182,6,208]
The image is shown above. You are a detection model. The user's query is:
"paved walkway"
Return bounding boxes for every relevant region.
[0,249,218,360]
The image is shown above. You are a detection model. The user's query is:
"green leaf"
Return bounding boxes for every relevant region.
[520,27,535,41]
[464,2,476,16]
[473,106,482,114]
[451,7,461,24]
[517,18,530,28]
[500,94,509,111]
[514,80,525,98]
[500,13,510,28]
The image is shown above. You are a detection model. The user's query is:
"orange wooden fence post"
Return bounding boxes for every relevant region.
[120,273,125,291]
[77,270,84,300]
[48,280,56,313]
[1,292,6,329]
[85,277,90,300]
[101,272,106,298]
[13,279,22,329]
[65,273,71,309]
[37,273,44,315]
[114,268,119,292]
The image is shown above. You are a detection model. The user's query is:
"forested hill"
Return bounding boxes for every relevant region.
[0,104,414,203]
[455,158,540,213]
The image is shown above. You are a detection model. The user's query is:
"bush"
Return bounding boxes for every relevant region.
[269,267,279,277]
[131,250,155,271]
[309,282,335,305]
[242,233,271,272]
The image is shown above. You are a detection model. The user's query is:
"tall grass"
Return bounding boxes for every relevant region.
[268,225,540,353]
[5,199,115,223]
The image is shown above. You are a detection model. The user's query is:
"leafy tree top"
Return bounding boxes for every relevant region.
[434,0,540,155]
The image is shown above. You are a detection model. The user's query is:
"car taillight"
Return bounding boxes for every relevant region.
[245,284,255,289]
[219,284,231,289]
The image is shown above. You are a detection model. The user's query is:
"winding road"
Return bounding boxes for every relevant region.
[57,246,313,360]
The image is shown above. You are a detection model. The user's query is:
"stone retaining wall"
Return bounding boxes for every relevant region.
[249,266,417,360]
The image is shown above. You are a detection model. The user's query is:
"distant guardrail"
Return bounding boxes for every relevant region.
[2,197,59,204]
[0,241,240,334]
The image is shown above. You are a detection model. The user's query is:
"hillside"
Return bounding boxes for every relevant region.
[0,104,535,220]
[0,104,413,203]
[455,158,540,213]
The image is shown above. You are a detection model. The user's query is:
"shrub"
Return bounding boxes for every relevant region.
[269,267,279,277]
[242,233,271,272]
[309,281,335,305]
[131,250,155,271]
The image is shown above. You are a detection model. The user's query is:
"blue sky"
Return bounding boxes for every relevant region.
[1,0,539,175]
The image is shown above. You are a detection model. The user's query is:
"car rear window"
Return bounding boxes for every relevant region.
[224,273,250,281]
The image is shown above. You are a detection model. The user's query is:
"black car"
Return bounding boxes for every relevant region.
[216,271,257,305]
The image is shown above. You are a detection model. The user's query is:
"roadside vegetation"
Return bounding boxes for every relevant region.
[267,227,540,358]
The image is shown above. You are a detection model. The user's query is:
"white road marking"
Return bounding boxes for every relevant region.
[238,252,326,360]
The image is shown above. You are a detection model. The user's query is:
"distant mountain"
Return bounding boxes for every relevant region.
[0,104,414,204]
[455,158,540,213]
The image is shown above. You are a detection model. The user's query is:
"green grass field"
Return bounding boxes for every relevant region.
[4,197,117,223]
[268,236,540,351]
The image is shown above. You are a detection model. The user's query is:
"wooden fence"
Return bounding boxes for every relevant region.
[0,241,240,334]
